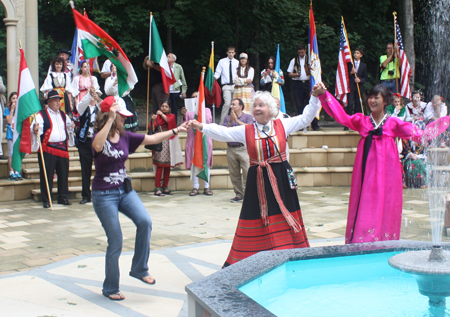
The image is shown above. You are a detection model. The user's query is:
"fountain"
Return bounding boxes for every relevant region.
[389,134,450,310]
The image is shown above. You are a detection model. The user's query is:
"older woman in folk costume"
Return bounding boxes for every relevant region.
[151,101,183,196]
[41,57,73,114]
[314,83,450,244]
[233,52,255,113]
[189,89,321,266]
[105,63,139,131]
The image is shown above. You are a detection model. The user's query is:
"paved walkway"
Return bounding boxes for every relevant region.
[0,187,446,316]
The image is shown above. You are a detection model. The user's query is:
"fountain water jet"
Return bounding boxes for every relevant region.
[389,131,450,310]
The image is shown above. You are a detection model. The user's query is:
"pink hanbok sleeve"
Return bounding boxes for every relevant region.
[318,91,365,132]
[391,116,450,143]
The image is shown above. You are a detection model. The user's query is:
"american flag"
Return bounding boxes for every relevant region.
[335,20,352,104]
[395,16,412,99]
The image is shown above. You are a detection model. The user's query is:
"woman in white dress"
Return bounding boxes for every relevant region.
[233,52,255,113]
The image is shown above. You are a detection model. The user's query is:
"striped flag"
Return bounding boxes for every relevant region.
[149,14,176,94]
[205,42,222,107]
[335,19,352,104]
[309,3,322,119]
[11,49,42,172]
[192,71,209,182]
[70,2,137,97]
[394,15,412,99]
[70,27,100,75]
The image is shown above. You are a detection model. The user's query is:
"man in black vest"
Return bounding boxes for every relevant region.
[76,86,101,204]
[345,48,368,130]
[32,91,74,208]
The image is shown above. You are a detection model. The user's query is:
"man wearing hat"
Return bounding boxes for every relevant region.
[47,48,74,83]
[32,91,75,208]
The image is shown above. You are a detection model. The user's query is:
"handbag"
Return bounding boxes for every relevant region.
[144,118,163,152]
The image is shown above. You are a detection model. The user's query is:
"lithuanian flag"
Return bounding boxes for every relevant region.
[205,42,221,107]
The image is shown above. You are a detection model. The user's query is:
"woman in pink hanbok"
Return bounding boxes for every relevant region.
[314,83,450,244]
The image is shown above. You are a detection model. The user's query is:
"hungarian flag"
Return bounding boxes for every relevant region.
[149,14,175,94]
[192,71,209,182]
[70,27,100,75]
[70,2,137,97]
[205,42,222,107]
[11,49,42,172]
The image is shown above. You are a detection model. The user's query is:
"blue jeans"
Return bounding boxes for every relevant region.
[381,79,397,93]
[92,186,152,296]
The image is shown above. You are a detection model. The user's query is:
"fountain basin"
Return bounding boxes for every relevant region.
[389,248,450,307]
[186,241,450,317]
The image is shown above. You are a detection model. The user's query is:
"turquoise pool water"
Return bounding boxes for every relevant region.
[239,251,450,316]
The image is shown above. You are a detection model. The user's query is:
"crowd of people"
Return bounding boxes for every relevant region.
[0,41,449,301]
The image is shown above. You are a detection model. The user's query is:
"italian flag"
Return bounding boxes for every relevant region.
[192,72,209,182]
[11,49,42,172]
[149,15,175,94]
[70,2,137,97]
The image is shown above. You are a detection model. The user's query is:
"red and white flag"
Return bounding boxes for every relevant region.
[395,15,412,99]
[335,19,352,104]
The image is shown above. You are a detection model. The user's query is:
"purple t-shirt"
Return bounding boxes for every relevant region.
[92,131,145,191]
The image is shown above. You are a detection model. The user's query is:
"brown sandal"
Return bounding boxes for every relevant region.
[189,188,199,196]
[203,188,213,196]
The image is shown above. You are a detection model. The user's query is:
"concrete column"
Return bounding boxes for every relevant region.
[25,0,39,91]
[3,18,19,96]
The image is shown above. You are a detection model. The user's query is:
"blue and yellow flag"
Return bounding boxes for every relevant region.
[309,3,322,119]
[271,44,286,113]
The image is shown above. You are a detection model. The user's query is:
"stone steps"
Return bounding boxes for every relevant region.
[0,128,363,201]
[29,166,355,202]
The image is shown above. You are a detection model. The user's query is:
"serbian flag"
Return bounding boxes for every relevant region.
[205,42,222,107]
[70,2,137,97]
[271,44,286,113]
[309,3,322,119]
[192,71,209,182]
[11,49,42,172]
[70,28,100,75]
[149,14,176,94]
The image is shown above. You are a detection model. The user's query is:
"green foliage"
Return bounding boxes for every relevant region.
[0,0,420,109]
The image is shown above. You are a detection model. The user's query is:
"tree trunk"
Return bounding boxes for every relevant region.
[235,0,240,52]
[398,0,415,91]
[166,0,172,53]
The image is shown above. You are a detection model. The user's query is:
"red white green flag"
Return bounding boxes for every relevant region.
[11,48,42,172]
[192,71,209,182]
[149,15,175,94]
[70,2,137,97]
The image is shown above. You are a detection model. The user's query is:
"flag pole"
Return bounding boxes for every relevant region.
[393,11,399,94]
[211,41,215,124]
[342,17,365,116]
[146,12,152,134]
[32,114,53,210]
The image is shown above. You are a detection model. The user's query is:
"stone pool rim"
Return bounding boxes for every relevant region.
[185,240,450,317]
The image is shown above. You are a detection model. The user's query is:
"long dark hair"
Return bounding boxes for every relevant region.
[6,91,17,109]
[266,56,276,70]
[237,56,250,78]
[78,61,89,75]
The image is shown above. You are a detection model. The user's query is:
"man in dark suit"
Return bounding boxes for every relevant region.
[346,48,368,120]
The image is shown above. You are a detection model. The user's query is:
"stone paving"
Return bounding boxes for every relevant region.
[0,187,447,316]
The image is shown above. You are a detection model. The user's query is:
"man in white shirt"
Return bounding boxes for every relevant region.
[424,95,447,123]
[101,59,112,79]
[287,44,318,130]
[214,46,239,125]
[32,91,74,208]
